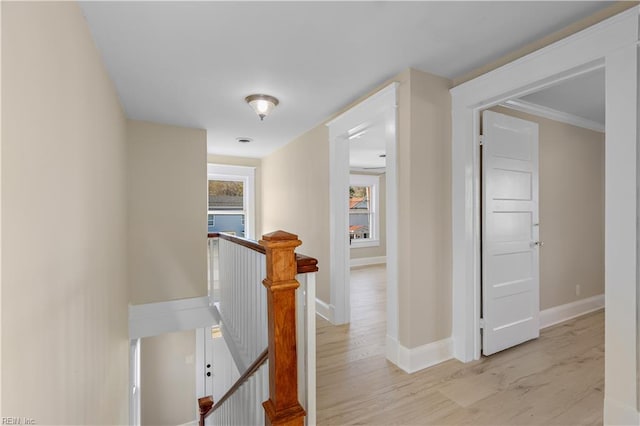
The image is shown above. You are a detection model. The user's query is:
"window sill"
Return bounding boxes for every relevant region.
[350,239,380,249]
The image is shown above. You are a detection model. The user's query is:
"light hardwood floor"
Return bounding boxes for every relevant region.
[316,264,604,425]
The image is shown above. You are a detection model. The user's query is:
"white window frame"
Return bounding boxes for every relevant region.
[207,164,256,240]
[349,174,380,248]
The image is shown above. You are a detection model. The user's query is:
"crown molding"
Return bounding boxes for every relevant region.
[501,99,605,133]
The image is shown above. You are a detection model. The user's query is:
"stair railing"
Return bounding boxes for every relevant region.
[202,231,317,425]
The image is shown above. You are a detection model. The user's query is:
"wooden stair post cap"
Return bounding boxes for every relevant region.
[198,396,214,414]
[261,230,299,241]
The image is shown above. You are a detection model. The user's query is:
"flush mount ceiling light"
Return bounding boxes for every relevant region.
[236,137,253,143]
[245,94,279,121]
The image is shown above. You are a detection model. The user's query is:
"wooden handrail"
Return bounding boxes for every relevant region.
[208,232,318,273]
[200,348,269,423]
[295,253,319,273]
[209,232,264,254]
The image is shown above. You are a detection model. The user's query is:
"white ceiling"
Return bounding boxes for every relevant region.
[518,68,605,125]
[349,121,387,170]
[79,1,613,158]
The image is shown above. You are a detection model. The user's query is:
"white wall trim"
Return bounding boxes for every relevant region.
[386,335,453,374]
[129,338,141,426]
[176,421,198,426]
[350,256,386,268]
[450,6,638,99]
[327,81,399,352]
[603,396,640,425]
[385,335,400,366]
[326,83,398,133]
[501,99,605,133]
[349,239,380,248]
[539,294,604,329]
[315,298,334,322]
[129,296,217,339]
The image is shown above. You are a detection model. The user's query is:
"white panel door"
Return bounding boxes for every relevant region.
[482,110,540,356]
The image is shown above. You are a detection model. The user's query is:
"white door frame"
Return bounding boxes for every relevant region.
[195,327,214,400]
[451,7,639,423]
[326,83,400,351]
[129,338,141,426]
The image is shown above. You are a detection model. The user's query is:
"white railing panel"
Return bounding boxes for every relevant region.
[205,360,269,426]
[216,238,267,369]
[296,272,317,426]
[208,238,219,303]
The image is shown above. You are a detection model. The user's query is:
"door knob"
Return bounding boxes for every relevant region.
[533,241,544,247]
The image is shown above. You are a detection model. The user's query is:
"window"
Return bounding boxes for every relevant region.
[349,174,379,248]
[207,165,255,239]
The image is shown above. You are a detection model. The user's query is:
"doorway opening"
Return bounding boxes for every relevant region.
[478,66,605,356]
[451,7,638,421]
[327,83,400,365]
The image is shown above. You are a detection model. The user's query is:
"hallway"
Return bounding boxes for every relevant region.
[316,265,604,425]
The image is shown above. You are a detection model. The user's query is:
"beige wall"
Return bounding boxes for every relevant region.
[128,120,207,304]
[207,154,262,238]
[350,173,387,260]
[400,69,452,347]
[141,330,196,426]
[492,107,605,310]
[1,1,4,414]
[2,2,129,423]
[261,125,331,301]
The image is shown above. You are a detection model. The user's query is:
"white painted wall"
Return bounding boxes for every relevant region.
[2,2,129,422]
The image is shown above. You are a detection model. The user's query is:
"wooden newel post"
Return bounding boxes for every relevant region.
[198,396,213,426]
[259,230,306,426]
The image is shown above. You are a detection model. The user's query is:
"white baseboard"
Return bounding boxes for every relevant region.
[604,396,640,425]
[539,294,604,329]
[386,335,453,374]
[385,335,400,365]
[350,256,386,268]
[315,298,334,322]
